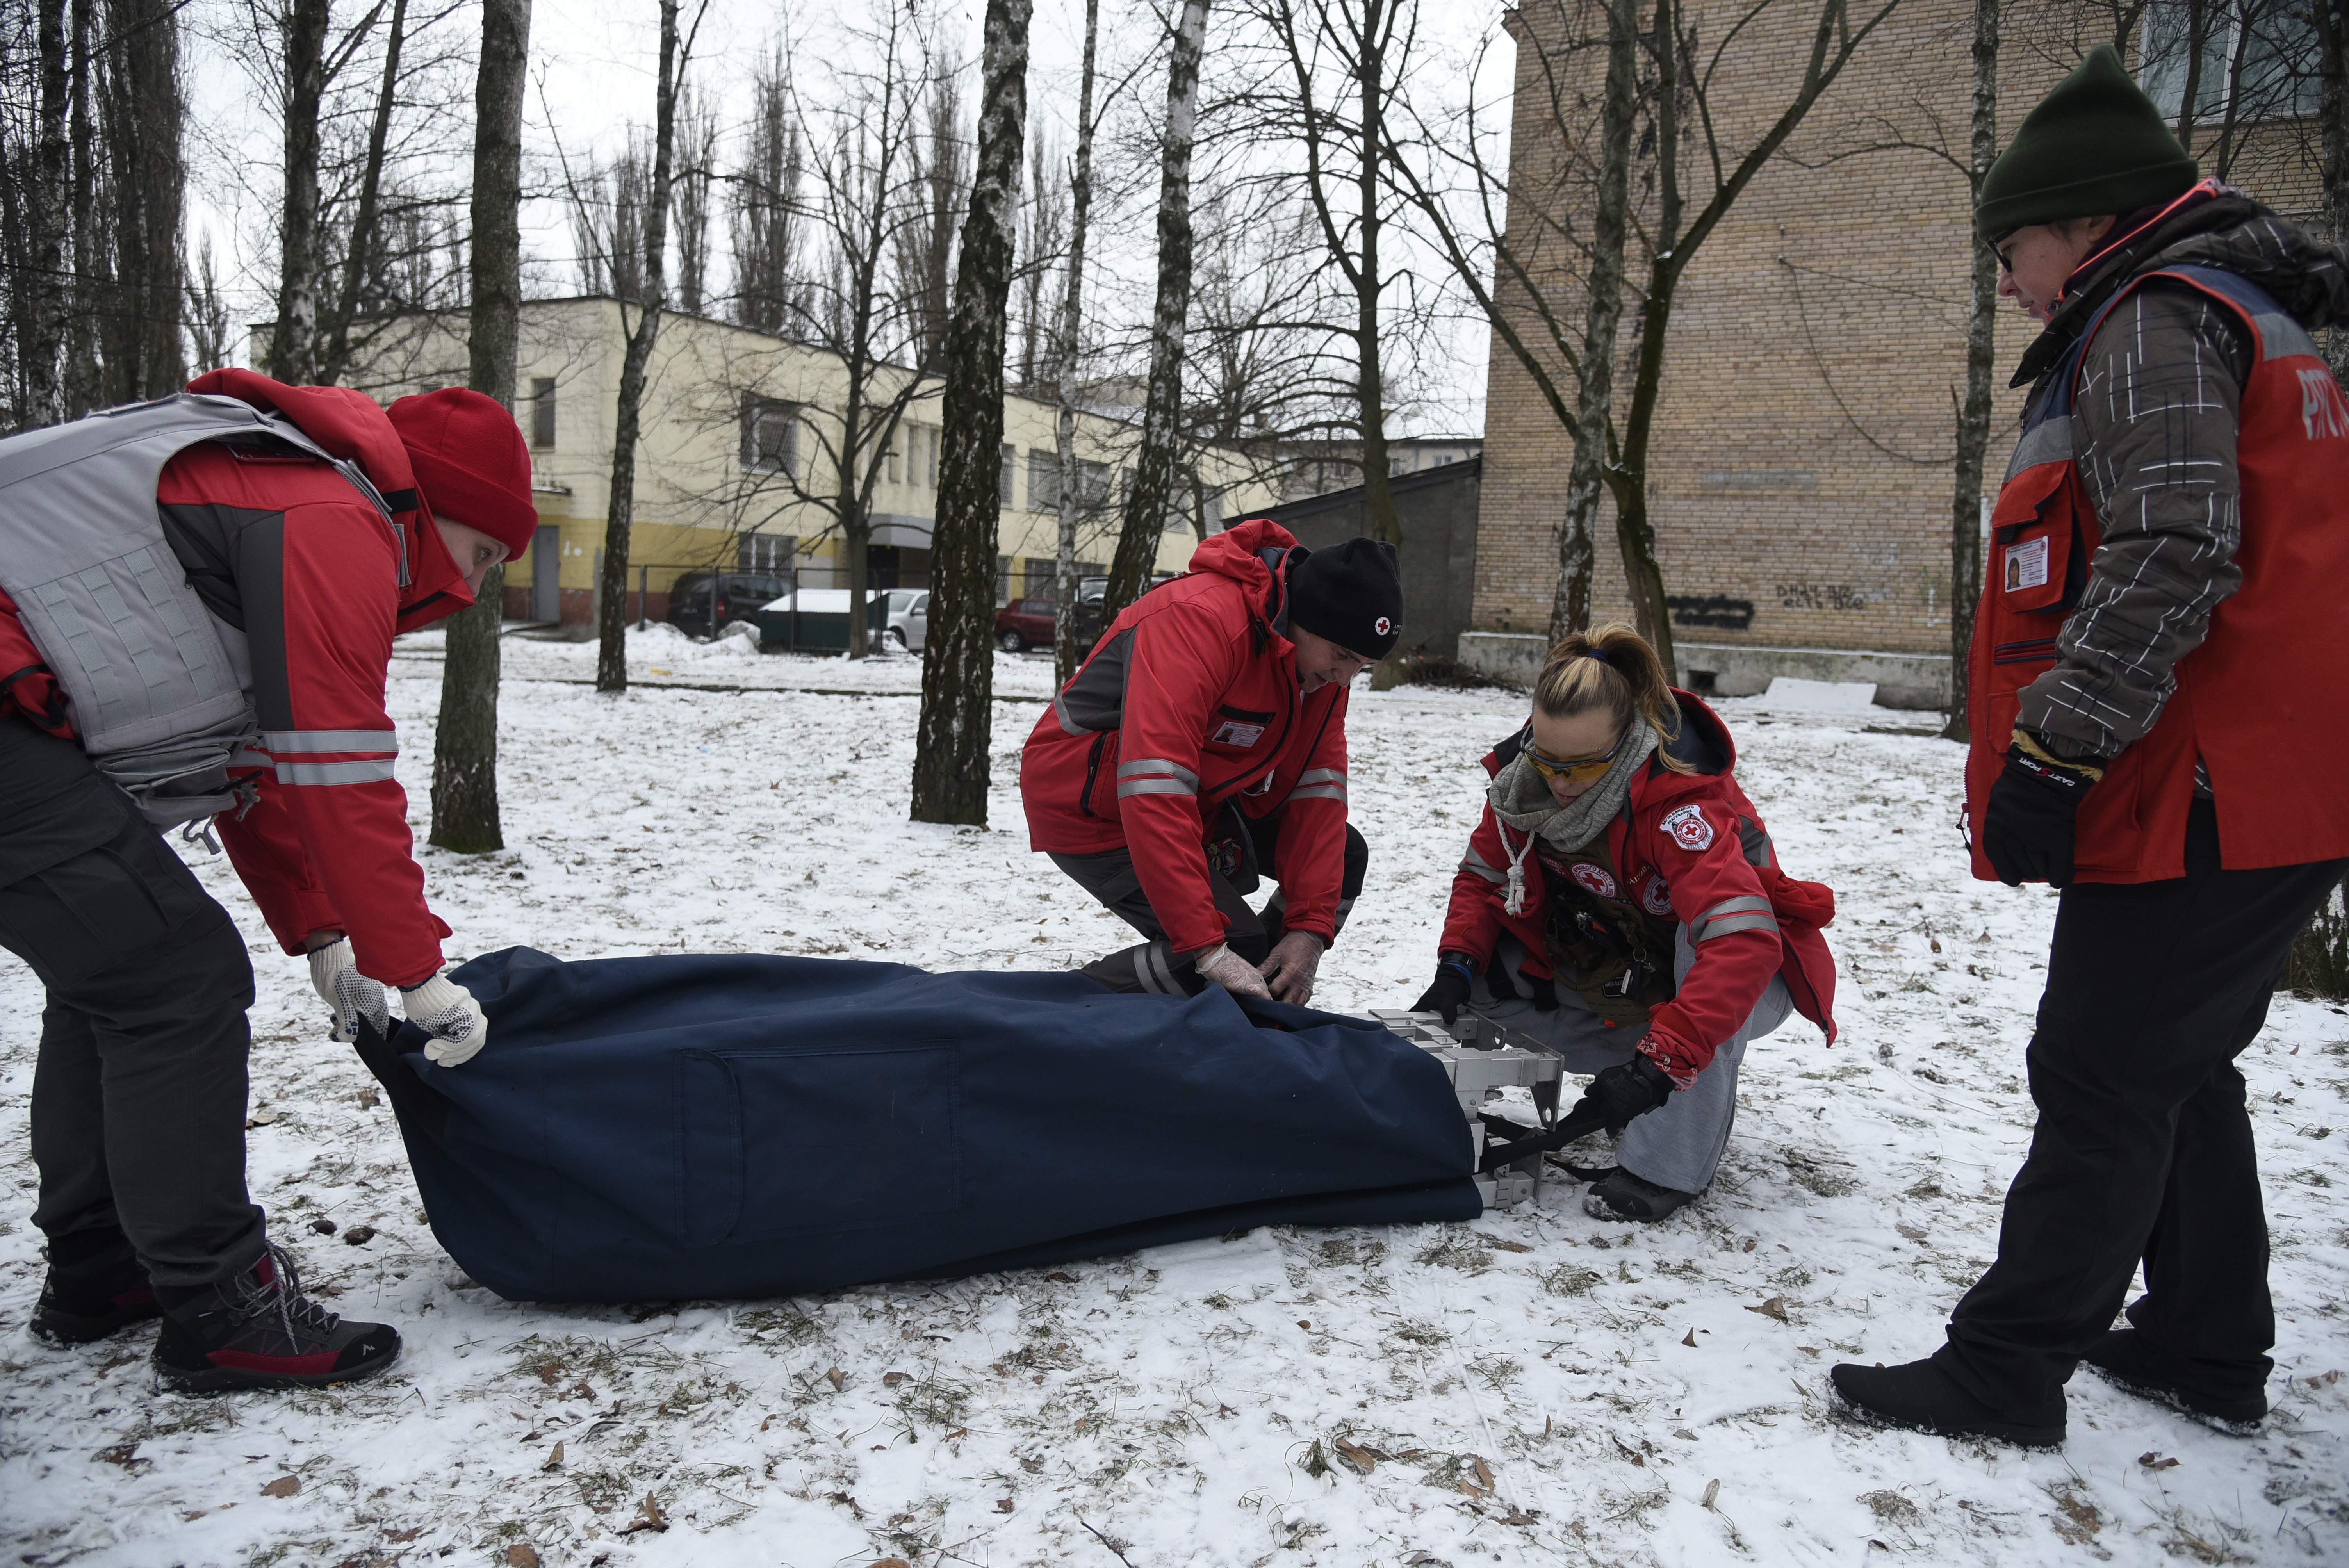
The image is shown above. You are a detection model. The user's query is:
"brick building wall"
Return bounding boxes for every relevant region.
[1474,0,2325,697]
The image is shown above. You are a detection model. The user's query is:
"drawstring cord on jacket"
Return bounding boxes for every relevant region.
[1499,820,1534,917]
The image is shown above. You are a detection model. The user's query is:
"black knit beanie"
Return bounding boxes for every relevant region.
[1287,538,1402,659]
[1976,44,2198,241]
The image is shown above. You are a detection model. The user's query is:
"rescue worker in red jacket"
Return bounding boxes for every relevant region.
[1021,524,1398,1003]
[0,371,536,1393]
[1833,49,2349,1448]
[1413,626,1837,1222]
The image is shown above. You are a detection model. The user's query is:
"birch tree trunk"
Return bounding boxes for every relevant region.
[430,0,530,854]
[1549,0,1637,643]
[595,0,684,695]
[1943,0,1997,742]
[320,0,409,387]
[1053,0,1102,688]
[1102,0,1211,622]
[913,0,1034,826]
[268,0,331,385]
[64,0,99,419]
[23,0,68,426]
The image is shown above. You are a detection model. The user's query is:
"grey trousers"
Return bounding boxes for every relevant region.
[1471,928,1791,1194]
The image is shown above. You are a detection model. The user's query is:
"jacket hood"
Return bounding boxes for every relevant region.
[185,368,473,628]
[1183,518,1305,647]
[2014,182,2349,389]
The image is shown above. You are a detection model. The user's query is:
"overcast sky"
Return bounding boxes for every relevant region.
[184,0,1506,437]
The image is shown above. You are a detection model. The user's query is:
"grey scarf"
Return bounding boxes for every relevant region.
[1485,717,1657,912]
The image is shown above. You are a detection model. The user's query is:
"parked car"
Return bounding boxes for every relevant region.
[991,573,1166,653]
[993,597,1057,652]
[880,588,929,652]
[669,572,789,638]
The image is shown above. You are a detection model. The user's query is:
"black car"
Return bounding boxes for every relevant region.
[669,572,789,638]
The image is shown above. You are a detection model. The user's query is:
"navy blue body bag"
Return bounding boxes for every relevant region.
[356,947,1480,1302]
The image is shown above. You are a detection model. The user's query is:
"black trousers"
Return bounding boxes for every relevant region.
[1937,800,2347,1420]
[1051,809,1369,995]
[0,718,264,1289]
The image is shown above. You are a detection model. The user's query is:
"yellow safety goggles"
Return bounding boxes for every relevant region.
[1522,736,1621,789]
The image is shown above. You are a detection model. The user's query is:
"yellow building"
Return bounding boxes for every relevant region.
[333,297,1279,627]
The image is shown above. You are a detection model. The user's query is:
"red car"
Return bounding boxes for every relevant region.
[994,597,1059,652]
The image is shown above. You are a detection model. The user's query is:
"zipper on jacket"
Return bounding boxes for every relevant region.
[1079,731,1110,819]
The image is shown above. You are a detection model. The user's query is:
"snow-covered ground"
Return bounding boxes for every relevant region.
[4,632,2346,1567]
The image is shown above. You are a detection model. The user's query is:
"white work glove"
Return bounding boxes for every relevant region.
[1193,942,1272,1001]
[400,973,489,1066]
[307,938,389,1044]
[1258,930,1326,1007]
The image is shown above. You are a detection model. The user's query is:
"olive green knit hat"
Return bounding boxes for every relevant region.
[1975,44,2199,241]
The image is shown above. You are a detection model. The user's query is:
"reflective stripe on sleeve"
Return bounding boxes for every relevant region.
[274,758,400,786]
[1298,768,1347,787]
[1459,846,1506,883]
[262,728,399,756]
[1116,757,1199,790]
[1117,777,1198,800]
[1689,894,1775,943]
[1053,692,1085,736]
[1288,784,1347,804]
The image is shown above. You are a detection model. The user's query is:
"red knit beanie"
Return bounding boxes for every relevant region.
[386,388,538,556]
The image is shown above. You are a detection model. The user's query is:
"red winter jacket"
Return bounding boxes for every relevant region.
[1019,520,1350,957]
[0,370,476,986]
[1437,693,1838,1079]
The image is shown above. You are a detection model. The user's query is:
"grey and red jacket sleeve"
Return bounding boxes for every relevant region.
[1635,799,1783,1084]
[213,493,448,985]
[1111,600,1248,957]
[1264,693,1349,943]
[1438,802,1524,968]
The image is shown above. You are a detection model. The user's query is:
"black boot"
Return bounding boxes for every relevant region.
[1830,1356,2065,1448]
[2080,1329,2266,1434]
[152,1245,400,1395]
[1583,1168,1697,1222]
[30,1228,160,1347]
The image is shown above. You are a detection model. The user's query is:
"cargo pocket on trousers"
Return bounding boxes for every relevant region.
[0,843,173,989]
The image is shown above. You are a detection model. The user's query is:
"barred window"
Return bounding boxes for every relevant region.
[529,378,557,448]
[740,395,798,474]
[1028,449,1061,511]
[998,443,1016,508]
[739,534,795,572]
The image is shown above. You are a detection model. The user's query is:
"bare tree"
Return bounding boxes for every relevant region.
[724,6,942,659]
[1016,125,1067,392]
[1944,0,1996,742]
[674,82,716,315]
[1102,0,1212,622]
[898,55,968,368]
[594,0,699,694]
[317,0,408,387]
[1051,0,1103,686]
[188,233,232,372]
[913,0,1034,826]
[730,48,803,332]
[1552,0,1636,640]
[20,0,68,425]
[96,0,187,403]
[429,0,529,855]
[267,0,331,383]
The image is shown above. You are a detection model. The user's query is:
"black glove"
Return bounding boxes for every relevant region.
[1525,974,1558,1012]
[1984,737,2101,888]
[1572,1053,1677,1136]
[1412,959,1475,1025]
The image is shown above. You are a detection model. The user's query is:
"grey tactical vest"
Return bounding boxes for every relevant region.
[0,393,403,829]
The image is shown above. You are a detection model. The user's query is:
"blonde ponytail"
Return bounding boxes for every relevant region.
[1530,623,1691,773]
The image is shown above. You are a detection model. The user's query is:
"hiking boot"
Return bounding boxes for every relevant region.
[29,1229,160,1347]
[1583,1168,1698,1222]
[2080,1329,2266,1435]
[1830,1356,2066,1449]
[152,1245,400,1395]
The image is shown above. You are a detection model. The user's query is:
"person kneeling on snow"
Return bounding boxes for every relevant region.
[0,371,536,1393]
[1411,626,1837,1223]
[1020,524,1397,1004]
